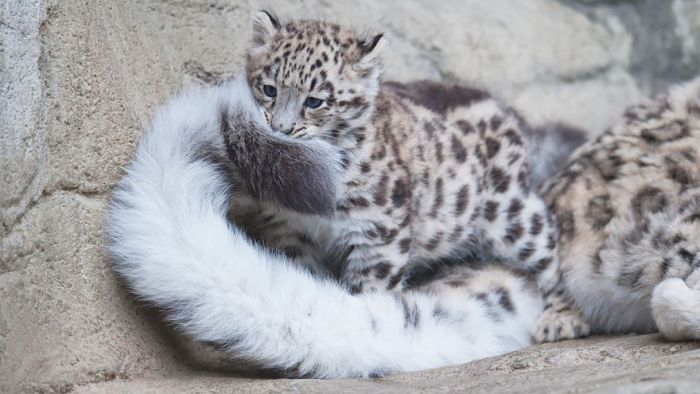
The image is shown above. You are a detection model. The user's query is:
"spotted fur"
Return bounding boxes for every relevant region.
[543,76,700,340]
[230,12,585,343]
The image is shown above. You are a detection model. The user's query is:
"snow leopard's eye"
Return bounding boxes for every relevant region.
[262,84,277,98]
[304,97,323,109]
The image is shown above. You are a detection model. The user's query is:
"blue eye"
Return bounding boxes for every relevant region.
[262,84,277,98]
[304,97,323,109]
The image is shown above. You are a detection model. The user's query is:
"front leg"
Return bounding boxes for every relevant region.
[482,191,590,342]
[533,282,591,342]
[485,191,561,293]
[230,197,329,276]
[339,225,413,294]
[265,227,329,276]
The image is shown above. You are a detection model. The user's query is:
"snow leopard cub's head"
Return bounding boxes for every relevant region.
[246,11,384,142]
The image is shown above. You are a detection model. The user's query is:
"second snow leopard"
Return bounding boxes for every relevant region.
[543,76,700,340]
[226,11,587,341]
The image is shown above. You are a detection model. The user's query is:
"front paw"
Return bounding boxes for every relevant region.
[533,307,591,343]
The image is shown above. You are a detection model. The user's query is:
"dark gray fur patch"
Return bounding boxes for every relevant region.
[373,173,390,206]
[455,185,470,215]
[432,304,450,321]
[617,266,645,289]
[193,140,238,184]
[384,80,490,116]
[387,266,407,290]
[518,243,536,261]
[526,122,588,189]
[397,295,421,329]
[507,198,523,221]
[474,292,501,322]
[532,257,553,273]
[660,258,671,279]
[631,186,668,219]
[391,178,409,208]
[640,121,690,144]
[484,200,500,222]
[585,195,614,230]
[684,211,700,223]
[485,137,501,159]
[504,222,524,244]
[495,287,515,313]
[399,237,412,254]
[557,211,576,241]
[678,248,696,265]
[220,108,338,216]
[490,167,510,193]
[529,213,543,236]
[450,134,467,162]
[283,246,303,259]
[373,262,393,279]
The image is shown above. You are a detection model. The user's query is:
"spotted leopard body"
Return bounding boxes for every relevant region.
[224,11,586,343]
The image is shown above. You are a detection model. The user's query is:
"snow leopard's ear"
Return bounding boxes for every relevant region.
[356,33,385,72]
[251,10,280,49]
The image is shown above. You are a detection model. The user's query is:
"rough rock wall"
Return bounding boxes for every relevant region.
[2,0,700,392]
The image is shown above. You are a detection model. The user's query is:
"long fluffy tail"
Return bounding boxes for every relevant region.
[107,76,539,378]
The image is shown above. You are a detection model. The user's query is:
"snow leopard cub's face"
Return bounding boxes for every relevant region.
[246,11,384,141]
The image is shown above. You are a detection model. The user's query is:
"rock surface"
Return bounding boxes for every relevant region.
[2,0,700,392]
[73,335,700,394]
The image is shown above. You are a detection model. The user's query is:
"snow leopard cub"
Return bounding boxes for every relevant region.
[229,11,587,341]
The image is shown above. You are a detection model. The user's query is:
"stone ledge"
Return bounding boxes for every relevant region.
[70,335,700,394]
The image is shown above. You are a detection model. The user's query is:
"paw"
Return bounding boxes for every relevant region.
[533,308,591,343]
[652,278,700,340]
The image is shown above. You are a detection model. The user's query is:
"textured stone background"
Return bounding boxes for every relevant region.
[2,0,700,392]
